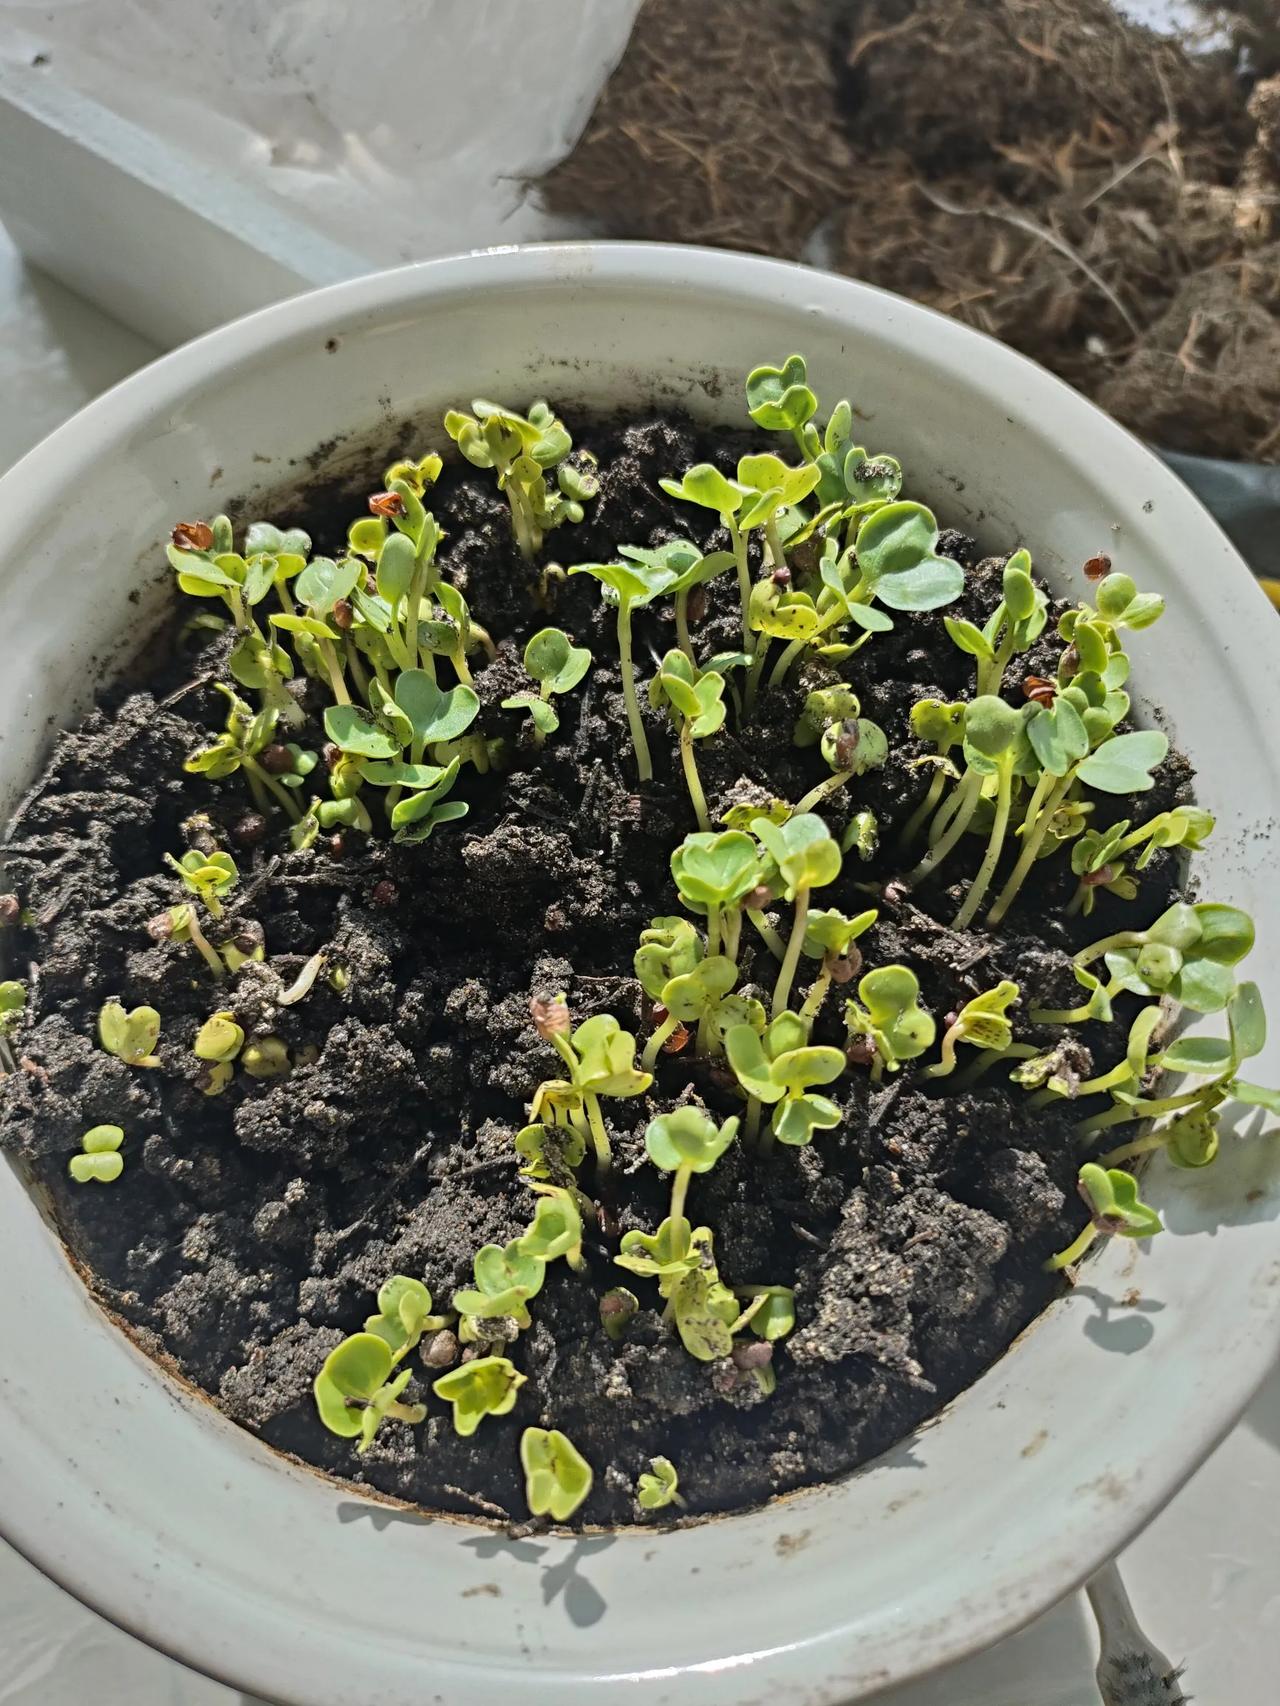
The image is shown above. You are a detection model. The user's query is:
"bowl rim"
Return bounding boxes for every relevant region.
[1,240,1278,1704]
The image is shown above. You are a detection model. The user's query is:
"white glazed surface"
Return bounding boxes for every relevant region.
[0,245,1277,1706]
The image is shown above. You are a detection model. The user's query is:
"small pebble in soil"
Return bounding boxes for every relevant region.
[258,744,295,775]
[232,812,269,847]
[370,880,399,909]
[0,894,18,927]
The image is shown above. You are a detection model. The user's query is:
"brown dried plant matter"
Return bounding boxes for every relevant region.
[538,0,854,257]
[541,0,1280,460]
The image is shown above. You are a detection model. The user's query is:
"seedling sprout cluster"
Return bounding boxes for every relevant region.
[3,350,1274,1529]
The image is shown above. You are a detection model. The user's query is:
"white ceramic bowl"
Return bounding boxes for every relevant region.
[1,245,1277,1706]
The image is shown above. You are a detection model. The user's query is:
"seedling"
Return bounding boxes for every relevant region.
[845,501,964,618]
[313,1332,426,1452]
[1073,901,1255,1016]
[242,1036,291,1078]
[99,1001,162,1069]
[1029,1006,1163,1115]
[986,715,1169,927]
[518,1184,586,1272]
[514,1122,587,1183]
[637,1456,684,1511]
[670,830,764,968]
[453,1240,546,1336]
[645,953,763,1064]
[432,1356,526,1437]
[645,1107,739,1225]
[570,556,679,782]
[924,981,1020,1077]
[635,916,704,1001]
[751,814,842,1018]
[444,399,594,558]
[791,687,889,814]
[502,626,592,745]
[905,696,1023,912]
[844,966,936,1082]
[725,1010,845,1151]
[621,539,735,661]
[899,699,966,847]
[1067,806,1215,917]
[648,649,729,831]
[68,1124,124,1184]
[529,1001,652,1174]
[599,1288,639,1341]
[1089,981,1280,1153]
[732,1284,796,1340]
[363,1275,446,1358]
[184,683,304,819]
[520,1426,593,1522]
[1046,1164,1163,1271]
[165,847,240,921]
[797,905,878,1027]
[944,549,1048,696]
[658,464,756,652]
[194,1011,244,1068]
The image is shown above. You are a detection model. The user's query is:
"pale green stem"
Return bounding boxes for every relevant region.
[986,772,1072,927]
[679,722,711,832]
[764,516,788,574]
[730,524,751,654]
[794,769,853,816]
[183,911,225,981]
[243,757,303,822]
[728,1294,768,1335]
[1076,1087,1205,1139]
[747,908,787,962]
[345,639,372,705]
[642,1013,681,1071]
[906,769,983,887]
[669,1165,692,1226]
[923,1027,960,1078]
[952,758,1013,930]
[798,965,832,1031]
[1074,929,1146,970]
[318,639,351,706]
[899,765,951,848]
[746,1095,765,1151]
[705,906,722,958]
[722,909,743,971]
[1046,1224,1099,1272]
[584,1092,612,1174]
[772,889,809,1019]
[1099,1130,1170,1169]
[744,632,771,714]
[617,605,653,783]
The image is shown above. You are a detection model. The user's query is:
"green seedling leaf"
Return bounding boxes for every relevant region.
[68,1124,125,1184]
[524,627,591,694]
[514,1122,587,1180]
[569,1013,652,1097]
[323,704,401,760]
[1077,729,1169,794]
[194,1011,244,1063]
[518,1187,584,1265]
[944,616,995,663]
[962,695,1022,761]
[394,669,480,744]
[637,1456,681,1511]
[854,502,964,611]
[453,1240,546,1324]
[752,813,841,898]
[1027,697,1090,775]
[1158,1035,1235,1075]
[432,1356,526,1437]
[364,1275,436,1356]
[1229,981,1266,1062]
[1165,1106,1220,1169]
[615,1215,697,1282]
[99,1001,162,1068]
[296,555,359,613]
[645,1107,738,1173]
[635,916,704,1000]
[570,558,679,609]
[503,693,559,735]
[802,906,877,959]
[600,1287,639,1341]
[1230,1080,1280,1115]
[670,1265,737,1360]
[1078,1163,1164,1240]
[659,955,737,1023]
[773,1091,841,1146]
[520,1427,593,1522]
[312,1332,426,1451]
[745,354,818,432]
[671,831,762,913]
[842,447,903,514]
[736,1285,796,1340]
[845,966,935,1073]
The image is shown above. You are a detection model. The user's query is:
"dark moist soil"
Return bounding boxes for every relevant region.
[0,410,1192,1528]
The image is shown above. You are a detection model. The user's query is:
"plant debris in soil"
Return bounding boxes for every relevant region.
[538,0,1280,463]
[0,402,1196,1529]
